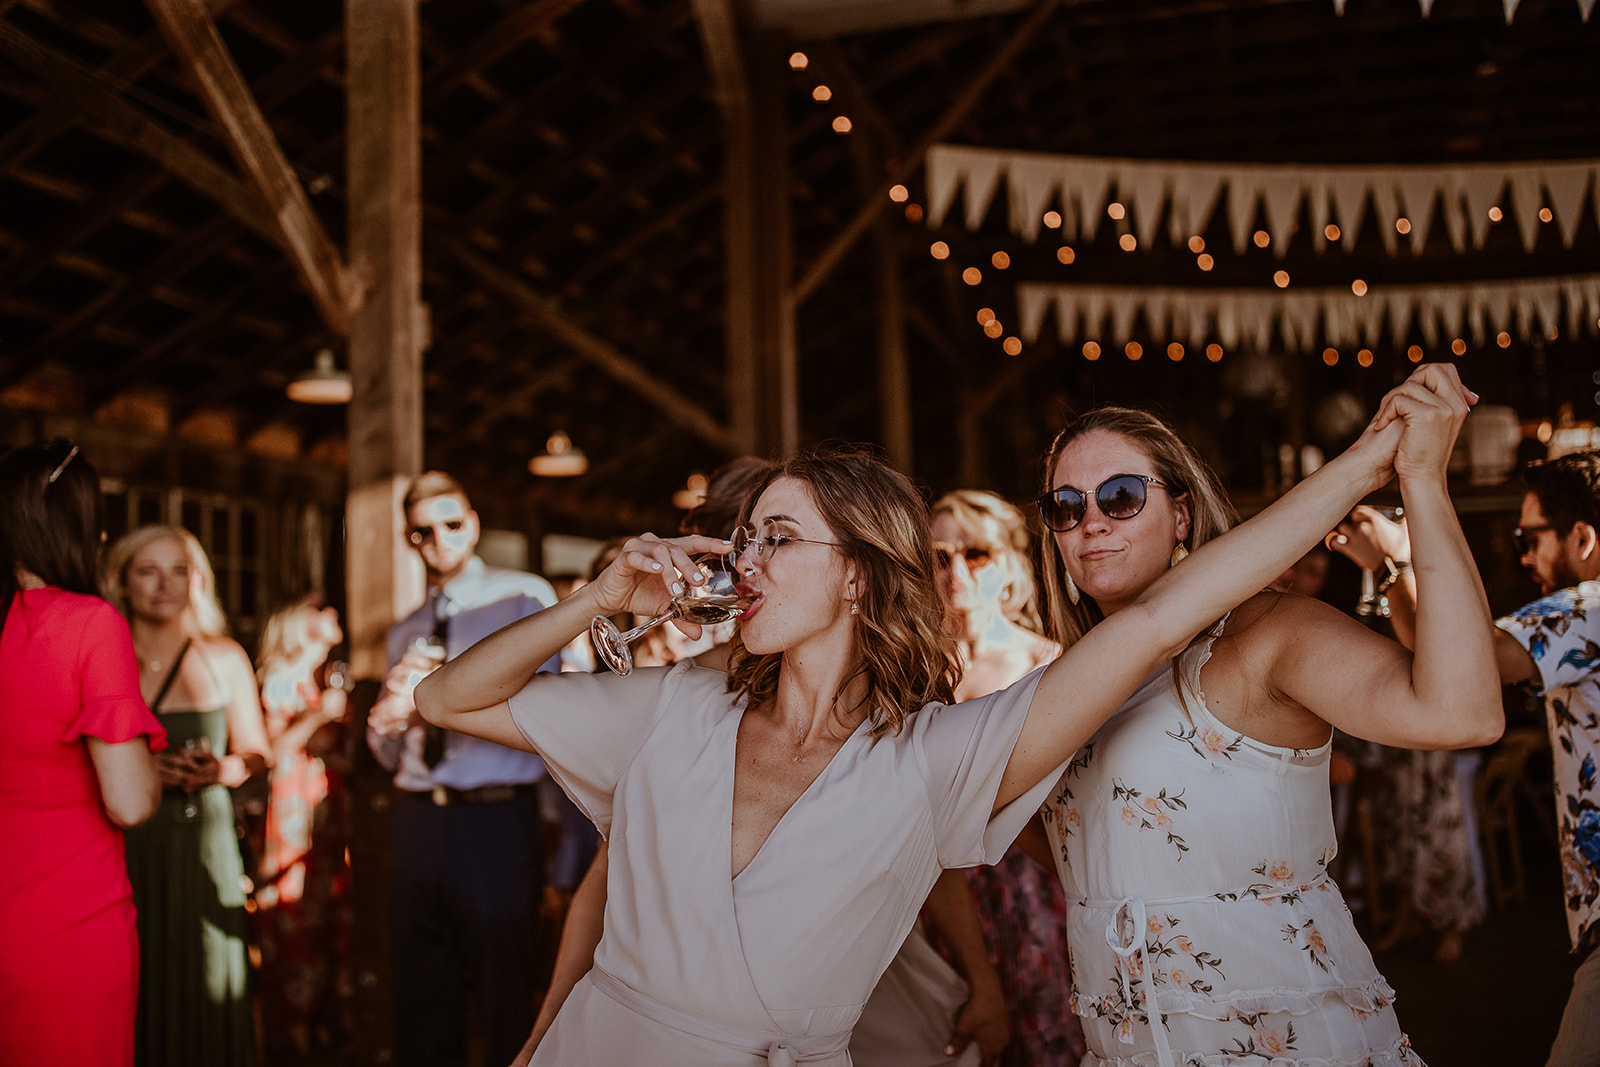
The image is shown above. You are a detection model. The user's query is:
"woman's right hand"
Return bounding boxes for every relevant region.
[582,533,735,618]
[1328,506,1411,571]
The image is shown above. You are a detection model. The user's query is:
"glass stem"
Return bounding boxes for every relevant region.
[616,608,677,645]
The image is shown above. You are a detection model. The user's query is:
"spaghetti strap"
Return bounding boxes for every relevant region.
[149,639,191,712]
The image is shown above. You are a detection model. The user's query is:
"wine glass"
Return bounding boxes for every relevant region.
[590,553,748,676]
[178,735,212,822]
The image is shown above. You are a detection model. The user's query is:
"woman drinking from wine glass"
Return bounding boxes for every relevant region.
[1031,363,1500,1067]
[105,525,270,1067]
[415,365,1485,1066]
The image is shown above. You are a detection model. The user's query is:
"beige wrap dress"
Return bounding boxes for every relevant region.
[506,660,1061,1065]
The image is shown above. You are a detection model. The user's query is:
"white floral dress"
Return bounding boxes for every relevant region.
[1040,623,1424,1067]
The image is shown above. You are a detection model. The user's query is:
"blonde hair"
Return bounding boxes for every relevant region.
[1038,407,1237,648]
[255,602,326,684]
[103,525,229,638]
[930,489,1044,633]
[725,446,959,736]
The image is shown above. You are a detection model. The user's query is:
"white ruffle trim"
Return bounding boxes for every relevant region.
[1080,1032,1426,1067]
[1071,976,1399,1023]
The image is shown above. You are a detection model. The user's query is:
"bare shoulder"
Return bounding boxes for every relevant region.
[1219,589,1354,654]
[200,636,255,675]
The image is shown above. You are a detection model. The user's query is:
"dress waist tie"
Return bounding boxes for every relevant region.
[1105,896,1176,1067]
[588,966,854,1066]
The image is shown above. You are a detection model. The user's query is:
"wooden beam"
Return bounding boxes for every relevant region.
[422,0,586,106]
[144,0,355,337]
[790,0,1064,304]
[0,20,279,243]
[437,233,740,457]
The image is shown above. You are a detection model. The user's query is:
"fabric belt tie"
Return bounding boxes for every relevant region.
[588,966,851,1065]
[1105,896,1176,1067]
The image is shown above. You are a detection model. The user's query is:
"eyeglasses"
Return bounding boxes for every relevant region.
[408,519,466,546]
[1513,523,1558,555]
[731,525,839,566]
[1036,474,1167,533]
[933,543,996,571]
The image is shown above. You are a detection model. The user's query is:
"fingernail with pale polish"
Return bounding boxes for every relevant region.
[651,562,662,571]
[671,582,682,595]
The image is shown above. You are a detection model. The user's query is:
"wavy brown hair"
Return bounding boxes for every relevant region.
[1038,407,1238,648]
[725,445,959,736]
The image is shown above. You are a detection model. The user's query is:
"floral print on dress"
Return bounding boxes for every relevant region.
[1166,720,1242,761]
[1496,580,1600,951]
[1111,778,1190,859]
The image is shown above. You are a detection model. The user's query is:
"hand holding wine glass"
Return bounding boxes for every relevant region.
[587,533,747,676]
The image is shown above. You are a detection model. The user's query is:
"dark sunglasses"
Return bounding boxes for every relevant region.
[1036,474,1167,533]
[1513,523,1557,555]
[933,543,996,571]
[408,519,466,545]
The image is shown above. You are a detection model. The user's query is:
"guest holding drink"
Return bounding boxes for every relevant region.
[414,367,1455,1065]
[105,525,270,1067]
[255,600,353,1061]
[0,440,165,1067]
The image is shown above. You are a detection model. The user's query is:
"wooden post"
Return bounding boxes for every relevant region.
[702,3,795,457]
[344,3,422,1065]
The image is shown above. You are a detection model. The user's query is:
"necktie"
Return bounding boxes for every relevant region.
[421,594,449,768]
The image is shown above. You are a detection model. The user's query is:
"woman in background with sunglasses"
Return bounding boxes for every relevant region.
[1030,363,1500,1067]
[413,365,1493,1066]
[921,490,1083,1067]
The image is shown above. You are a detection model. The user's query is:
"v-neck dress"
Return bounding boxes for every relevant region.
[507,660,1060,1065]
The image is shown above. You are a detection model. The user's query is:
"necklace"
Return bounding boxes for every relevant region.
[142,657,163,672]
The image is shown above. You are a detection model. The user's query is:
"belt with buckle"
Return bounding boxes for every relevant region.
[405,783,534,807]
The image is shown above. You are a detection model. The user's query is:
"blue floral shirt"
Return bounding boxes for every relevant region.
[1497,580,1600,952]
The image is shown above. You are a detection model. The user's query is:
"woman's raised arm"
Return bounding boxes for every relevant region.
[995,365,1475,809]
[414,532,730,745]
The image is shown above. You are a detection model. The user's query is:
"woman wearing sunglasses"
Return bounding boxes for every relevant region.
[413,365,1493,1066]
[1030,363,1500,1067]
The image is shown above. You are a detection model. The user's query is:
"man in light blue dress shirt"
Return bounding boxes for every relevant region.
[368,470,559,1067]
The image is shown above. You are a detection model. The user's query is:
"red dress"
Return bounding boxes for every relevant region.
[0,588,167,1067]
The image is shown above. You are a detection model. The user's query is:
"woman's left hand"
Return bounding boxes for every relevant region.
[1373,363,1476,483]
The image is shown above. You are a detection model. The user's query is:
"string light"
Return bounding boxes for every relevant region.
[983,320,1004,339]
[889,185,908,203]
[1324,223,1341,242]
[1357,349,1374,367]
[1488,206,1503,222]
[789,52,809,70]
[1407,345,1424,362]
[831,116,852,134]
[1125,341,1143,361]
[1274,270,1290,288]
[1003,337,1023,356]
[1197,254,1214,271]
[1539,207,1553,223]
[1451,338,1467,356]
[1351,279,1368,296]
[1119,234,1137,252]
[1188,236,1205,253]
[976,308,996,325]
[929,241,949,260]
[991,251,1010,269]
[1083,341,1101,361]
[1496,331,1511,348]
[904,204,923,223]
[1253,230,1270,249]
[813,85,832,101]
[1057,246,1075,264]
[1205,343,1223,362]
[1395,217,1412,235]
[1107,202,1126,220]
[962,267,982,285]
[1167,342,1184,361]
[1043,210,1062,229]
[1323,348,1339,366]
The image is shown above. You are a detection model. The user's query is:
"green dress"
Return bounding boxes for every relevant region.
[124,706,256,1067]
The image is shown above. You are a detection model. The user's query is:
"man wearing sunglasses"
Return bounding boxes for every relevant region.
[1342,450,1600,1066]
[367,470,561,1067]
